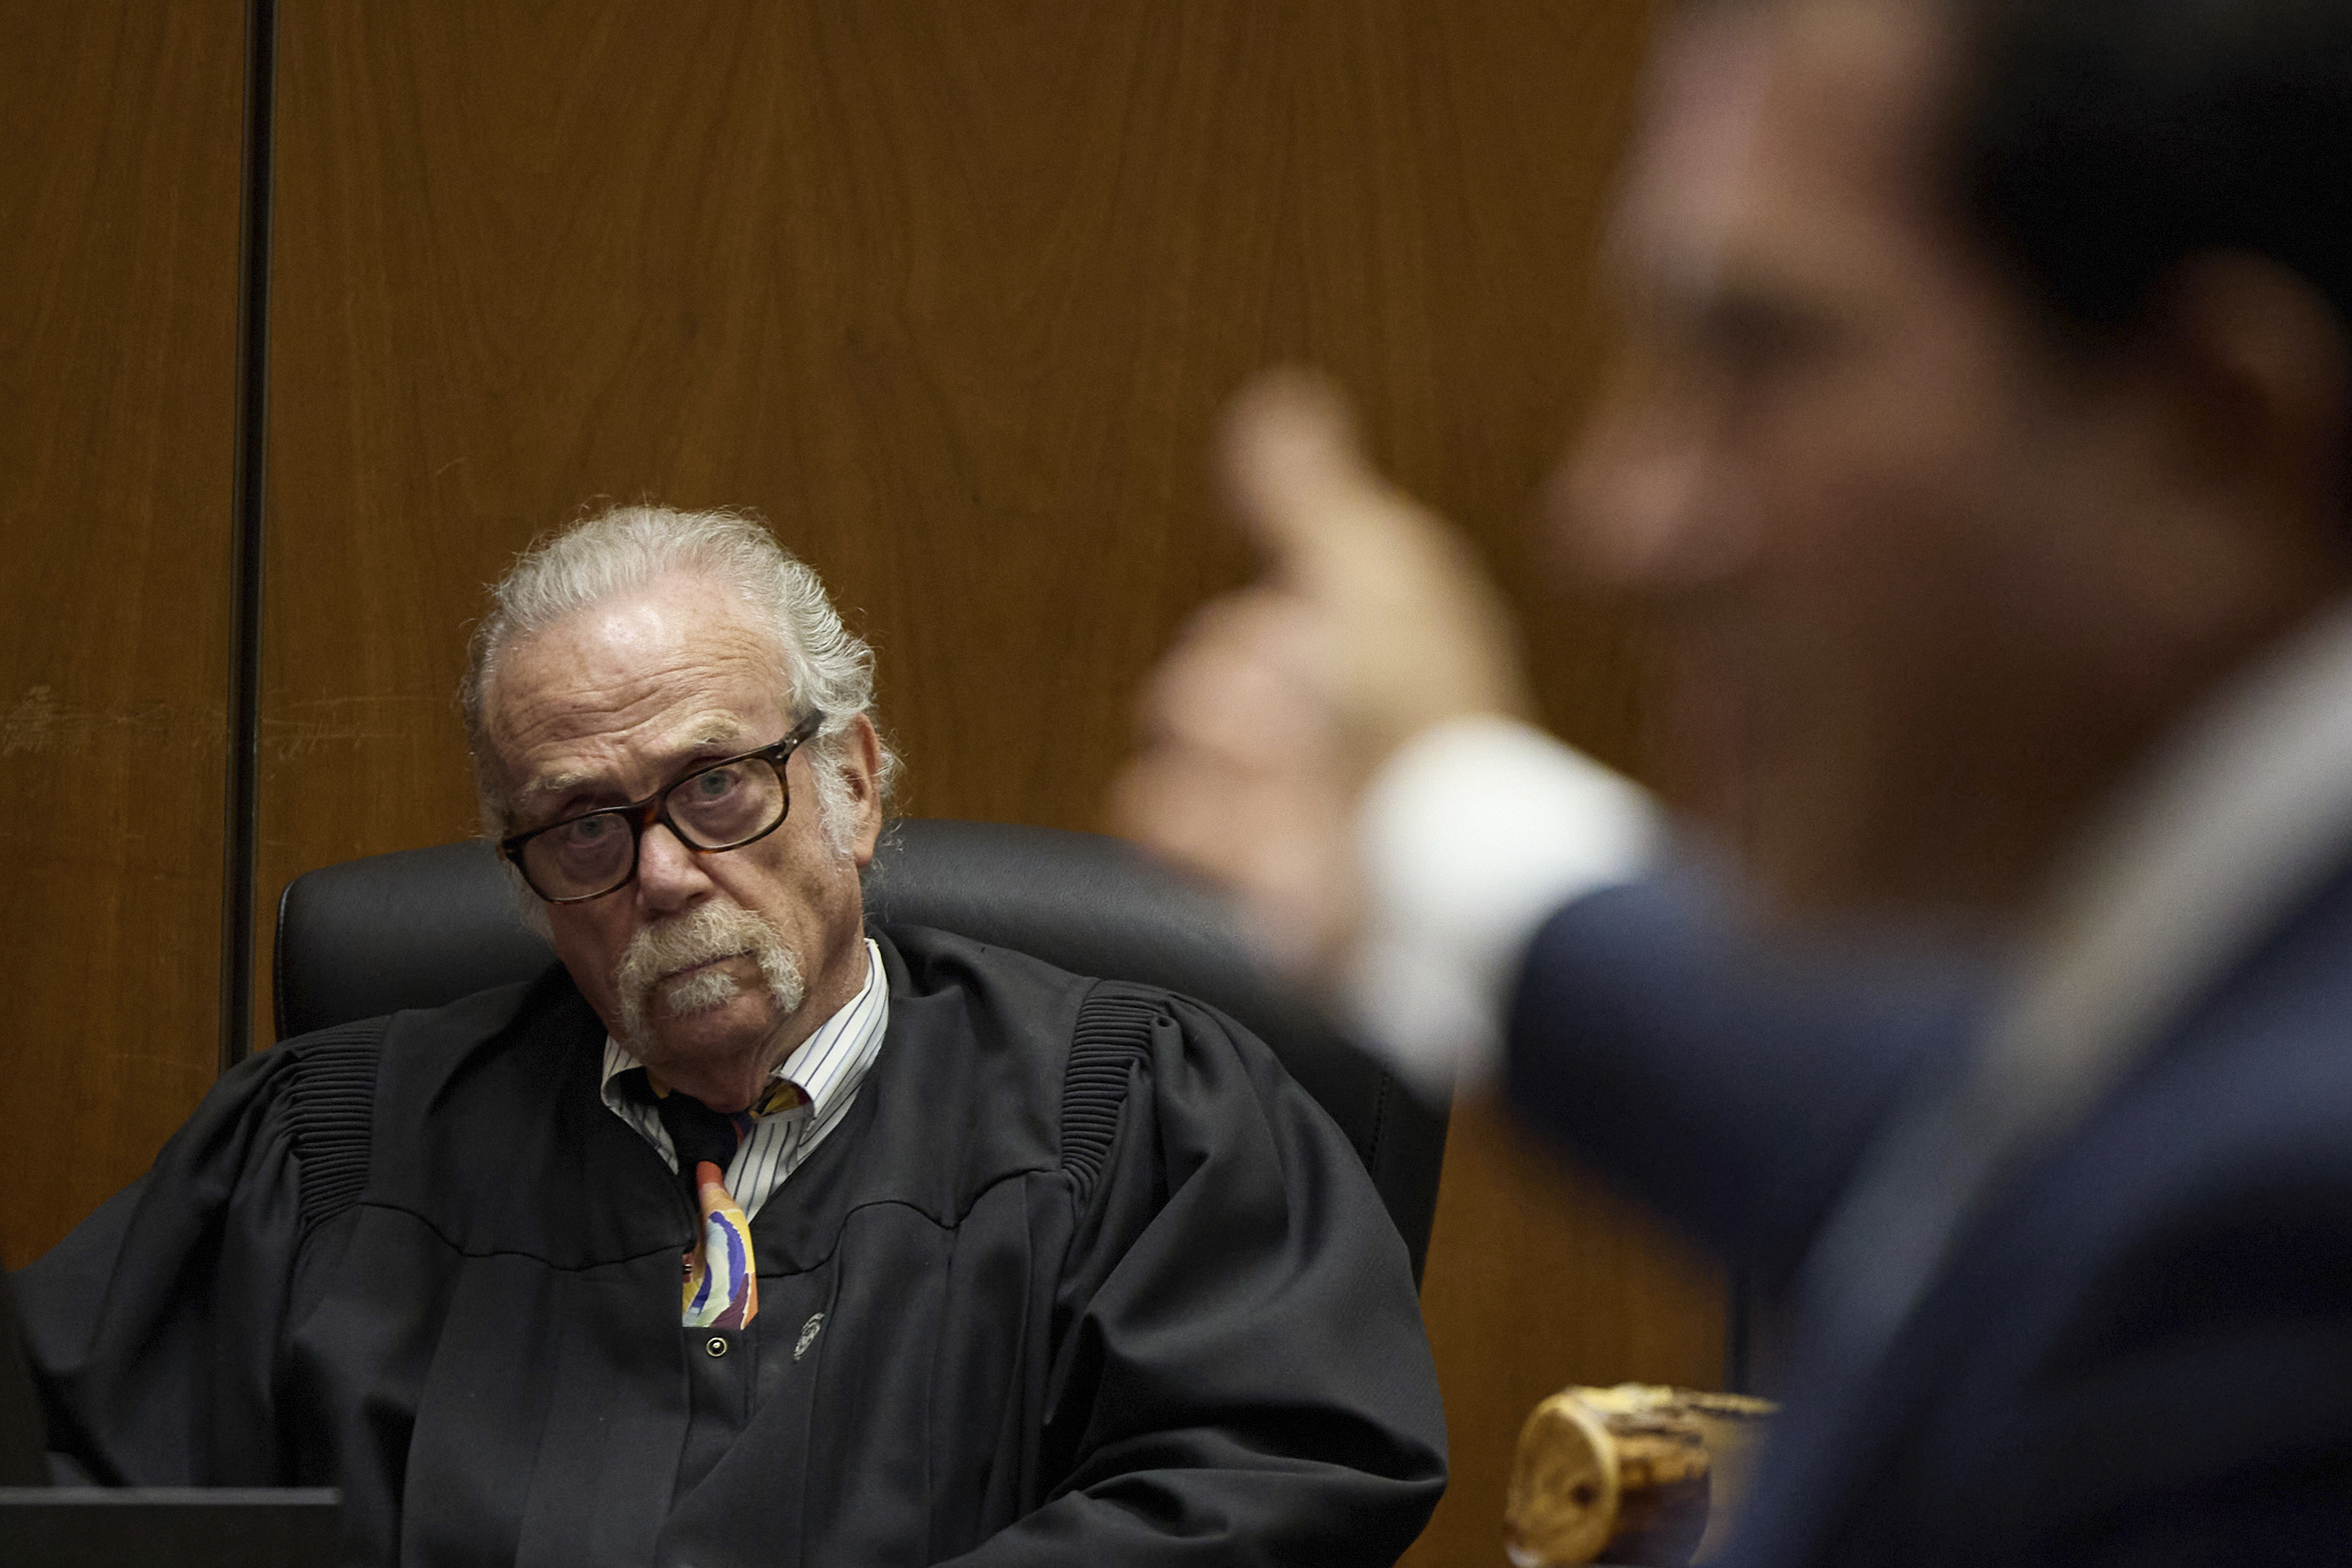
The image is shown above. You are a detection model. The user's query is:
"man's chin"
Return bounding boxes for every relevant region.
[635,995,780,1070]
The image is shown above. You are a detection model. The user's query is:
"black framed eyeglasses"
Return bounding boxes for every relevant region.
[498,709,828,903]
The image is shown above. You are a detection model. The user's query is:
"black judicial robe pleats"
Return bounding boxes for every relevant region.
[15,927,1446,1566]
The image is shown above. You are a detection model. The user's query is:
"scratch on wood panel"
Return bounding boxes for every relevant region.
[104,1048,213,1078]
[2,686,58,754]
[4,686,194,756]
[0,687,441,762]
[262,694,439,760]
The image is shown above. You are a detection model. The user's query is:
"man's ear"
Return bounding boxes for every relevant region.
[836,713,885,867]
[2104,254,2352,649]
[2152,254,2349,553]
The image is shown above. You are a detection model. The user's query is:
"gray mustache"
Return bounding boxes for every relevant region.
[614,902,805,1046]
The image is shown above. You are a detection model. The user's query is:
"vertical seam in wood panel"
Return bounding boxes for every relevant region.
[219,0,277,1074]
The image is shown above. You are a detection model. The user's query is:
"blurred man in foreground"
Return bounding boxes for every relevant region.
[1123,0,2352,1561]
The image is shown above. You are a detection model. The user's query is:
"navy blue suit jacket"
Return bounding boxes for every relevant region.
[1507,869,2352,1566]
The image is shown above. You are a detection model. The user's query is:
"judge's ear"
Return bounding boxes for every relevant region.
[830,713,885,867]
[2099,252,2352,645]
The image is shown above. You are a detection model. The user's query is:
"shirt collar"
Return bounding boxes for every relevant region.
[1988,594,2352,1133]
[600,937,889,1123]
[1793,596,2352,1370]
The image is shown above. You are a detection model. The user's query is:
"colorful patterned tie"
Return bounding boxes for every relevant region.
[683,1161,757,1329]
[640,1075,805,1329]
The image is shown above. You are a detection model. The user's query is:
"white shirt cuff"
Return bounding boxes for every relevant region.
[1338,714,1663,1101]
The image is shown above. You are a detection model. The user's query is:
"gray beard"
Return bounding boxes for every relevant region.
[612,901,806,1053]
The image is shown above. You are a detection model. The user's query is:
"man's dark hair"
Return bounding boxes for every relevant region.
[1951,0,2352,340]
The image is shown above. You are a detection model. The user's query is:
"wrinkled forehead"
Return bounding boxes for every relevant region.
[480,575,796,780]
[1609,0,1956,298]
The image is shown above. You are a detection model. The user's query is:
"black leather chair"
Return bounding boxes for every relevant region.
[274,818,1450,1281]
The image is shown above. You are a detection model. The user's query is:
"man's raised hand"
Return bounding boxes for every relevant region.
[1114,370,1531,988]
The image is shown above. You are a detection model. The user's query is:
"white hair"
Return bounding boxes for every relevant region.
[461,504,902,878]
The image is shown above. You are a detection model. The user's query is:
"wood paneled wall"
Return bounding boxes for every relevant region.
[0,1,249,1268]
[11,5,1718,1561]
[254,0,1664,896]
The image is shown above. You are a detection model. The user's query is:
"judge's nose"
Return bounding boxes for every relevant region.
[634,822,717,916]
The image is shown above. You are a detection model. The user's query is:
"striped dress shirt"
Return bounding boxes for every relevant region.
[598,938,889,1220]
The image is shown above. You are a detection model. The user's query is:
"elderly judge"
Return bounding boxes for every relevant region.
[14,506,1445,1565]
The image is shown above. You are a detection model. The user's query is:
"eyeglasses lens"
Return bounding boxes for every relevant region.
[523,810,637,901]
[665,758,786,848]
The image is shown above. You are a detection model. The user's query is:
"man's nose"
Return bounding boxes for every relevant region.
[634,821,714,912]
[1556,381,1756,600]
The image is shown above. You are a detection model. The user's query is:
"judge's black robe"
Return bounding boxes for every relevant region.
[15,926,1446,1566]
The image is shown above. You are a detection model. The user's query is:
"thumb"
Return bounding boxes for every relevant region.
[1221,368,1394,590]
[1216,367,1537,752]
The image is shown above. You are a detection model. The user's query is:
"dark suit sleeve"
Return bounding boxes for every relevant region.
[1503,871,1981,1277]
[11,1033,359,1487]
[946,993,1447,1567]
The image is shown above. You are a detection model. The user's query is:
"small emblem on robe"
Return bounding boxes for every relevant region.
[793,1312,826,1362]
